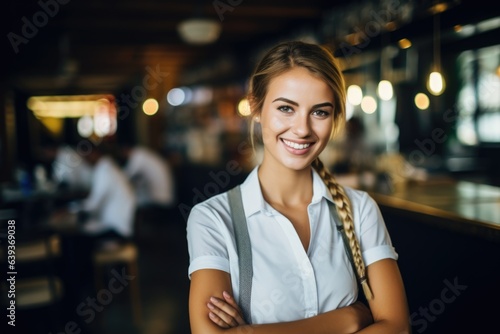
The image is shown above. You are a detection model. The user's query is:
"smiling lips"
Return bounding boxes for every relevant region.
[281,139,314,154]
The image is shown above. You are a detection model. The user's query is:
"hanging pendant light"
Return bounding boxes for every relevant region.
[427,8,446,96]
[378,34,394,101]
[378,79,394,101]
[177,0,221,45]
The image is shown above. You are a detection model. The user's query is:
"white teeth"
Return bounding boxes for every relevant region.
[283,139,311,150]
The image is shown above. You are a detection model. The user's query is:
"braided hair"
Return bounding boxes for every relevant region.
[312,158,373,299]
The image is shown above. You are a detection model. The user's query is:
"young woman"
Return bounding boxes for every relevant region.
[187,41,410,334]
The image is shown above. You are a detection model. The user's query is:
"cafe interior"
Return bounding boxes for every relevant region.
[1,0,500,333]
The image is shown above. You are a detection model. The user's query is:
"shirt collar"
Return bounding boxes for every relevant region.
[240,166,266,218]
[239,165,334,219]
[311,167,334,204]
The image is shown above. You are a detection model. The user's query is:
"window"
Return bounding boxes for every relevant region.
[456,45,500,145]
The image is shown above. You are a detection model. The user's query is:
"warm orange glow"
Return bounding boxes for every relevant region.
[27,94,114,118]
[398,38,412,49]
[143,98,159,116]
[429,2,448,14]
[385,21,397,31]
[415,93,430,110]
[237,98,251,116]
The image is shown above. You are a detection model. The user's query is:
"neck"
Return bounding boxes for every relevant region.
[258,158,313,207]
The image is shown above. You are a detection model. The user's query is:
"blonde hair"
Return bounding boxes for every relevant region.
[247,40,373,299]
[312,158,373,299]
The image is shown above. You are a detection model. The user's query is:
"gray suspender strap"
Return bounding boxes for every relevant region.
[227,185,253,324]
[326,201,361,285]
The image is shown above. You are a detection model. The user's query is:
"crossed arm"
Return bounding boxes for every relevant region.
[189,258,411,334]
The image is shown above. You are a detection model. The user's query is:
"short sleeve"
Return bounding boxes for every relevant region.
[186,202,231,279]
[355,191,398,266]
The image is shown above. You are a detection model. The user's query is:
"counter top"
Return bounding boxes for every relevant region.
[368,178,500,241]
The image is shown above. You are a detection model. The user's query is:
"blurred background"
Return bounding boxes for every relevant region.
[1,0,499,333]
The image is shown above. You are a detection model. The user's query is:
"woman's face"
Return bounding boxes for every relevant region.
[257,66,335,172]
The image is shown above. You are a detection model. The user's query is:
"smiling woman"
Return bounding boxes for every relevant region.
[186,40,411,334]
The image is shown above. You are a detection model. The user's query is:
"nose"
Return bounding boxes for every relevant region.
[291,113,311,138]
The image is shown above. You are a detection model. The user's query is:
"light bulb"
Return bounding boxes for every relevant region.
[238,98,251,116]
[167,88,186,106]
[143,98,159,116]
[361,96,377,114]
[427,71,445,96]
[414,93,430,110]
[377,80,394,101]
[347,85,363,106]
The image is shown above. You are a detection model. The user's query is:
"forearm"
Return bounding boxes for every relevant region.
[81,183,105,211]
[201,306,362,334]
[189,271,370,334]
[352,260,411,334]
[353,319,411,334]
[232,313,352,334]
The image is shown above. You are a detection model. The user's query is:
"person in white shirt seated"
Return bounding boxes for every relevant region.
[119,143,176,209]
[59,142,137,317]
[39,142,93,191]
[78,143,137,245]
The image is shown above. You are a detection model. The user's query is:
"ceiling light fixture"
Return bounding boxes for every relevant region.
[427,3,446,96]
[177,18,221,45]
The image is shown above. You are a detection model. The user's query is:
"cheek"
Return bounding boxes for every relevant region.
[261,114,287,138]
[313,120,334,141]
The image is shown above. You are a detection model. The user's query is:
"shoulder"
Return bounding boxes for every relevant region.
[342,186,372,205]
[100,158,127,180]
[187,190,232,225]
[99,157,119,171]
[130,147,146,159]
[341,186,381,217]
[134,147,158,159]
[186,189,237,246]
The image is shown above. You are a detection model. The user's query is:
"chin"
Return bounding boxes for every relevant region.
[280,156,317,171]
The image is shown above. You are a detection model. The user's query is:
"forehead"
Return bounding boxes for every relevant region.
[265,67,334,102]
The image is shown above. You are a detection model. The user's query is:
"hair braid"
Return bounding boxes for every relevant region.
[312,157,373,300]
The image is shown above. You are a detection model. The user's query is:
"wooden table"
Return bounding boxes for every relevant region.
[1,185,88,232]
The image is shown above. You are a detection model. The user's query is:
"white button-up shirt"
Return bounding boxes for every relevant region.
[124,147,175,206]
[81,156,136,238]
[187,166,397,324]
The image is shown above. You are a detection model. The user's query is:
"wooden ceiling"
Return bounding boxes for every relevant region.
[5,0,346,96]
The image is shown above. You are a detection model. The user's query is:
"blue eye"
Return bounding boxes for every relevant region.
[278,105,293,113]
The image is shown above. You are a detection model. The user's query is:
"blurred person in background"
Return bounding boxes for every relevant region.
[55,141,136,333]
[39,140,93,191]
[78,142,137,243]
[187,41,410,334]
[327,116,381,191]
[332,116,373,174]
[119,143,175,209]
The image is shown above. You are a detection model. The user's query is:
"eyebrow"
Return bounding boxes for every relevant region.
[272,97,333,109]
